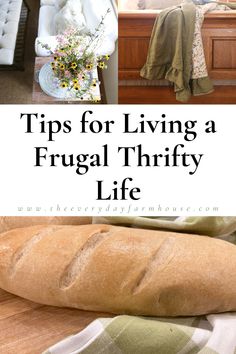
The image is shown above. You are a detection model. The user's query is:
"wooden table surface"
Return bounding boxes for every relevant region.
[0,289,112,354]
[32,57,107,104]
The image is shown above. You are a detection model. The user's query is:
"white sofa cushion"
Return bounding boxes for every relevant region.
[36,0,117,56]
[53,0,86,35]
[35,35,57,56]
[0,0,22,65]
[81,0,118,52]
[38,5,57,37]
[57,0,68,9]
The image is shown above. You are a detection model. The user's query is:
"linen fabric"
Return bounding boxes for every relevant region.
[93,216,236,239]
[140,3,215,101]
[140,0,236,101]
[43,313,236,354]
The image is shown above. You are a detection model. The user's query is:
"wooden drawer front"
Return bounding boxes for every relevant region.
[203,28,236,79]
[119,38,149,79]
[119,17,154,80]
[213,39,236,69]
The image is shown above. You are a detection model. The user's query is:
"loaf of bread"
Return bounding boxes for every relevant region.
[0,216,91,234]
[0,224,236,317]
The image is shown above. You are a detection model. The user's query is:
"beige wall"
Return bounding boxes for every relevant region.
[103,42,118,104]
[119,0,139,10]
[102,0,118,104]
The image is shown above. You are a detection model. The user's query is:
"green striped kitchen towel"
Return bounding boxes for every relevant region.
[93,216,236,239]
[43,313,236,354]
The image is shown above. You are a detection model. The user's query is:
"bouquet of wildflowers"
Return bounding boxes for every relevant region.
[39,9,111,101]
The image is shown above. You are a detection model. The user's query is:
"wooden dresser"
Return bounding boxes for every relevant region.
[119,11,236,103]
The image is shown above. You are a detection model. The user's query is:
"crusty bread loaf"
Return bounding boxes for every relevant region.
[0,217,91,234]
[0,224,236,317]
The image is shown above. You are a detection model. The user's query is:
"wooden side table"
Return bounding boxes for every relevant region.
[32,57,107,104]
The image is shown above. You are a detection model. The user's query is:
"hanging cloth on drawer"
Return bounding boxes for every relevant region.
[191,0,236,95]
[191,4,213,96]
[140,2,214,102]
[192,0,236,95]
[190,3,225,96]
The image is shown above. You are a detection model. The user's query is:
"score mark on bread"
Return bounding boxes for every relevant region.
[60,229,111,289]
[10,226,62,277]
[132,237,176,295]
